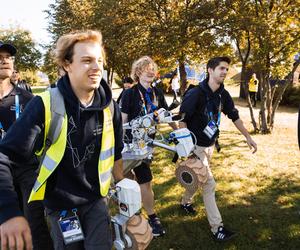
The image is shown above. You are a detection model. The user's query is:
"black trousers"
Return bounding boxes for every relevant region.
[15,173,54,250]
[173,89,180,102]
[249,91,257,107]
[46,199,112,250]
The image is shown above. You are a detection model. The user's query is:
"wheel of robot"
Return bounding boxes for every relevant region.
[125,214,153,250]
[175,156,208,193]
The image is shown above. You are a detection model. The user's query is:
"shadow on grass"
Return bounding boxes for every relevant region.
[148,150,300,249]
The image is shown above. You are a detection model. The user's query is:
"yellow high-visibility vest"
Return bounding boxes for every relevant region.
[28,89,115,202]
[249,77,259,92]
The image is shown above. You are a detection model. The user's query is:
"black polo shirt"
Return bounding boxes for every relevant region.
[180,79,239,147]
[0,85,33,132]
[120,83,168,122]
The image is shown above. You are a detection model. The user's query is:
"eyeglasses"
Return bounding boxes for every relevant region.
[0,55,15,63]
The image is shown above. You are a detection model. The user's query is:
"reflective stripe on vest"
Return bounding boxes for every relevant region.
[98,107,115,197]
[29,91,115,202]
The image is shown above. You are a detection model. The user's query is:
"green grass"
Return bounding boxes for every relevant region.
[144,106,300,249]
[32,86,47,95]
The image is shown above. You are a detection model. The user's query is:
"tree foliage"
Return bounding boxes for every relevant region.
[0,28,41,72]
[43,0,300,133]
[219,0,300,133]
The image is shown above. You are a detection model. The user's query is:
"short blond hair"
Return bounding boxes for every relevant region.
[131,56,158,82]
[54,30,106,69]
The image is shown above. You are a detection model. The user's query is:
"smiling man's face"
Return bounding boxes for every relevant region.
[64,41,104,93]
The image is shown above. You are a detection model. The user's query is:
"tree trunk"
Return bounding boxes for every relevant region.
[239,63,247,99]
[110,68,114,85]
[178,60,187,93]
[259,76,270,134]
[106,68,111,86]
[247,94,258,132]
[235,33,251,99]
[269,60,300,129]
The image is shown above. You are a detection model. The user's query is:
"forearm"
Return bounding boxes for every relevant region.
[179,121,187,128]
[112,158,124,183]
[168,122,178,130]
[233,119,251,139]
[121,112,128,137]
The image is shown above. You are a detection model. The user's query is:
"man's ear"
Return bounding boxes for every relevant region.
[207,68,213,75]
[62,61,70,72]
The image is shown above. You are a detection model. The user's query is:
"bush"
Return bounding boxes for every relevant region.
[281,84,300,107]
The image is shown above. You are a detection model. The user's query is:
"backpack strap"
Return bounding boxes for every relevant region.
[35,88,65,173]
[38,88,65,161]
[46,88,66,146]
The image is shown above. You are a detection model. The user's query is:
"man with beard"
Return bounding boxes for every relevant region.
[179,56,257,242]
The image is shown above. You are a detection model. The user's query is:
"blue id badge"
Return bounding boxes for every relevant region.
[203,120,218,139]
[58,215,84,245]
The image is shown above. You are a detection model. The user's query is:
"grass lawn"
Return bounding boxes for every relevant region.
[32,86,48,95]
[145,93,300,249]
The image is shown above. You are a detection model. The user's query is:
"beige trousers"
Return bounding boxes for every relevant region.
[181,145,223,233]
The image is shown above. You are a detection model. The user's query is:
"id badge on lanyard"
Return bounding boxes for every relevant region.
[58,209,84,245]
[203,119,218,139]
[203,95,222,139]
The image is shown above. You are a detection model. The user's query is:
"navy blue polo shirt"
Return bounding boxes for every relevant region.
[0,85,33,132]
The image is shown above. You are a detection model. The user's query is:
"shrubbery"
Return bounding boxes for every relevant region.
[281,84,300,107]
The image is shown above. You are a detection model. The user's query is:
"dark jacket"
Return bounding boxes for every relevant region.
[117,89,125,105]
[180,78,239,147]
[0,75,123,224]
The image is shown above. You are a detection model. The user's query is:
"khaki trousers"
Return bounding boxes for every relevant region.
[181,145,223,233]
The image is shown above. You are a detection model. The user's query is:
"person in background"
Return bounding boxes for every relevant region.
[11,69,32,93]
[0,41,53,250]
[116,76,134,104]
[248,73,259,107]
[171,72,180,102]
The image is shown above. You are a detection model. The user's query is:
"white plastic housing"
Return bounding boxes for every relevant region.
[171,128,195,157]
[116,178,142,217]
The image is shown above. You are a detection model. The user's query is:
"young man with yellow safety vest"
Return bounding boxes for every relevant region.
[0,30,124,250]
[248,73,259,107]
